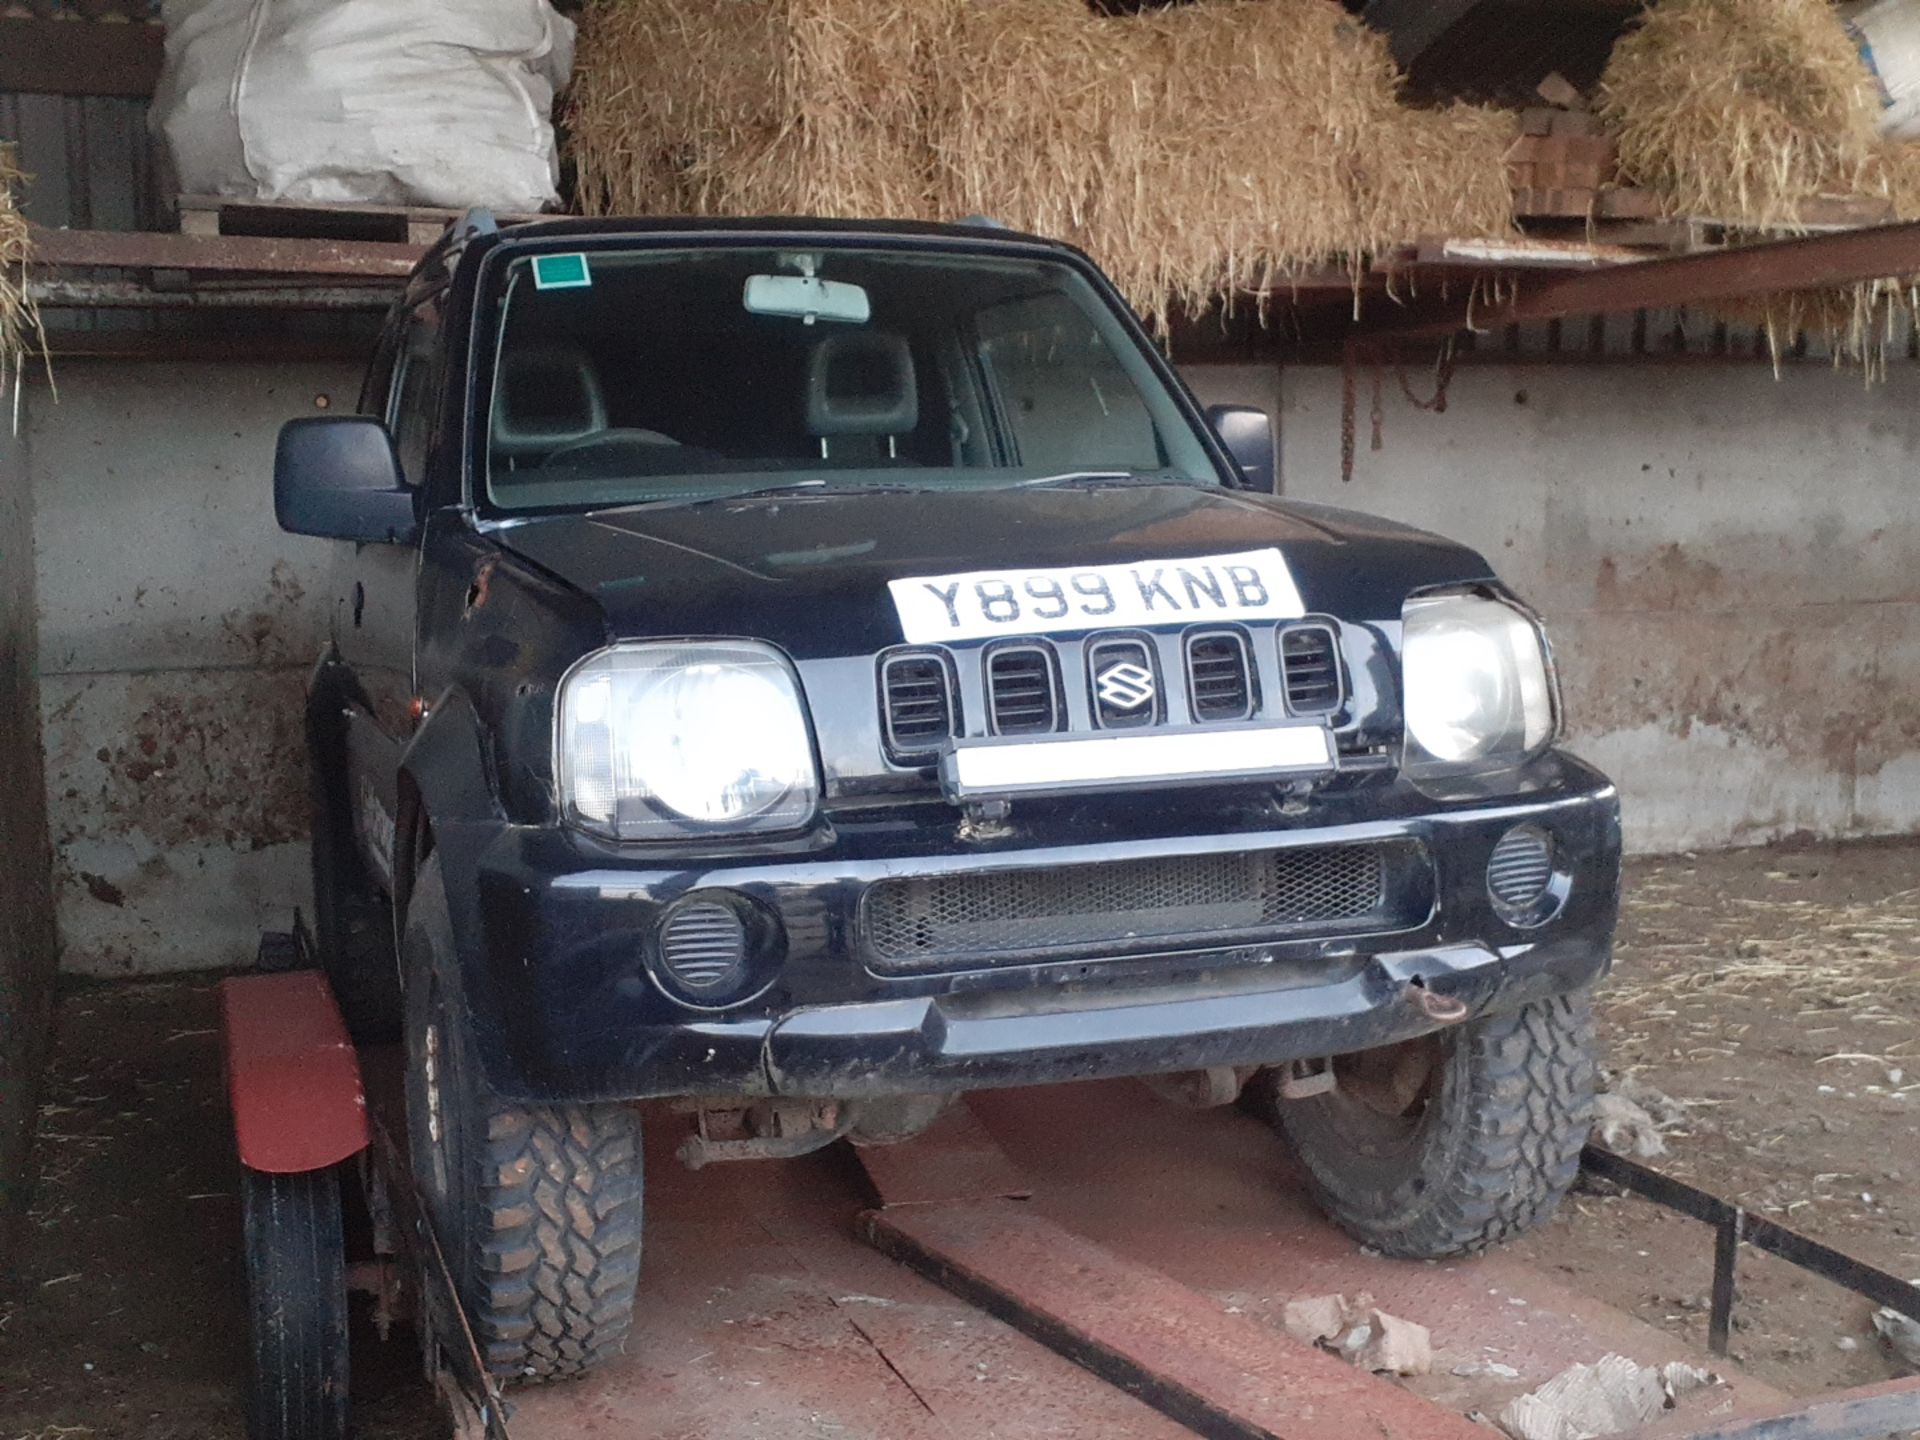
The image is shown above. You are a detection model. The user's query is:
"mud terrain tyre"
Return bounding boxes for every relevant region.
[307,701,401,1042]
[402,855,644,1383]
[1262,994,1595,1259]
[241,1165,349,1440]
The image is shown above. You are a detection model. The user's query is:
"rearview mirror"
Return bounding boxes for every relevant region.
[743,273,871,326]
[274,417,417,544]
[1206,404,1276,494]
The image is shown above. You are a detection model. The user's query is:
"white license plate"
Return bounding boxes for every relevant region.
[888,547,1304,644]
[944,725,1335,798]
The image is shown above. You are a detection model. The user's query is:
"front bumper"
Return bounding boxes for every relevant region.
[460,752,1621,1102]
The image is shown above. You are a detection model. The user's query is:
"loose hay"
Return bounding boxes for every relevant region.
[1597,0,1920,374]
[568,0,1514,328]
[1,142,47,430]
[1600,0,1885,230]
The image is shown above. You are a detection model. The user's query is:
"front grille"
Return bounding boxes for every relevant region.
[1280,625,1343,714]
[987,646,1060,735]
[880,652,955,758]
[1186,631,1255,721]
[862,844,1403,971]
[1087,637,1159,728]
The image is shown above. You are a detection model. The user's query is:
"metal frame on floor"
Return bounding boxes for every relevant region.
[1582,1146,1920,1359]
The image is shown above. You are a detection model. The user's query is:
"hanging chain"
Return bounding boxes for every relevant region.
[1341,338,1456,484]
[1340,340,1358,484]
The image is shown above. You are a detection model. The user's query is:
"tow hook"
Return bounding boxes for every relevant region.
[1406,980,1469,1025]
[676,1099,853,1169]
[1278,1057,1336,1100]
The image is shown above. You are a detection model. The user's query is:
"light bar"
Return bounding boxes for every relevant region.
[941,725,1334,801]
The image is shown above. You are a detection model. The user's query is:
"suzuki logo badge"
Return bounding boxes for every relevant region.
[1095,660,1156,713]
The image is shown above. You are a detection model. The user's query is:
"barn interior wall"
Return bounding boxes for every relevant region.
[0,403,60,1237]
[24,362,357,977]
[1188,361,1920,855]
[18,357,1920,976]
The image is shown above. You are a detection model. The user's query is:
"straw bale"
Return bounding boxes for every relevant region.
[570,0,959,221]
[1599,0,1884,230]
[1,142,47,430]
[569,0,1514,327]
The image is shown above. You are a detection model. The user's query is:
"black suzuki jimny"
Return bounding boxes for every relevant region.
[276,213,1620,1383]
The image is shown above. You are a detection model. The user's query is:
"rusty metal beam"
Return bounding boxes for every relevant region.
[31,279,396,311]
[1355,221,1920,340]
[26,225,423,281]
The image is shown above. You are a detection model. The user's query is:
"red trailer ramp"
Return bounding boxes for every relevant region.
[469,1120,1194,1440]
[478,1085,1798,1440]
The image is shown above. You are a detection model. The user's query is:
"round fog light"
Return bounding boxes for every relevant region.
[1487,824,1564,928]
[657,897,750,998]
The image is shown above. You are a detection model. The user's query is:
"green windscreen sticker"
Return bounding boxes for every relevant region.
[532,253,592,290]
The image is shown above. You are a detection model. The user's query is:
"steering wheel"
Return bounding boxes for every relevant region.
[542,428,684,467]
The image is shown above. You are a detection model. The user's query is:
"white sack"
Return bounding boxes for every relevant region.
[1846,0,1920,141]
[152,0,574,213]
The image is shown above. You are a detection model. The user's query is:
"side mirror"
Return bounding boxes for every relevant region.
[274,417,417,544]
[1205,404,1276,494]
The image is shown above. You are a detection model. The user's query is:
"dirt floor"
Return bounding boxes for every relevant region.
[2,840,1916,1437]
[1512,838,1920,1397]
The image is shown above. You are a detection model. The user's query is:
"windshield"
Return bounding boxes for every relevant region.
[482,245,1223,512]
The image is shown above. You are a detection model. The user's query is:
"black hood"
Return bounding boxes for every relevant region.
[485,485,1494,660]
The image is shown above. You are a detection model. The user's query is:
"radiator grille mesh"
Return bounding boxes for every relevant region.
[863,844,1392,970]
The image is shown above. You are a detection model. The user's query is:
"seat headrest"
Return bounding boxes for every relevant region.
[805,332,918,438]
[492,346,607,458]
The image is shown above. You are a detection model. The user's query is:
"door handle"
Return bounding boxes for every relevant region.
[352,581,366,628]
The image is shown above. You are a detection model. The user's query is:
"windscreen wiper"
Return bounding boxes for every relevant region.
[594,479,830,515]
[1012,470,1185,489]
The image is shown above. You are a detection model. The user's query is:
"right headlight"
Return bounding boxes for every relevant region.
[1401,592,1556,776]
[557,640,820,841]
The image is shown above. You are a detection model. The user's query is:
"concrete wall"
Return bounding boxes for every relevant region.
[18,356,1920,977]
[26,362,357,976]
[1185,361,1920,855]
[0,389,60,1245]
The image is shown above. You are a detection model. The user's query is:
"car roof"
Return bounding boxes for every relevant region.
[413,212,1087,297]
[493,213,1057,247]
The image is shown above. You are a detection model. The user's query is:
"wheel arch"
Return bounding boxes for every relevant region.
[393,690,527,1094]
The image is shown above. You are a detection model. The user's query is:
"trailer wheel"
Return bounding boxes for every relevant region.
[307,712,401,1043]
[1262,994,1595,1259]
[241,1165,350,1440]
[403,854,645,1383]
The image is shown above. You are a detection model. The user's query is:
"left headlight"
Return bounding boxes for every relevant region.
[1401,592,1556,776]
[557,641,820,841]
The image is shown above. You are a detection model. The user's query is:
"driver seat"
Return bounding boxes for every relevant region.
[492,345,608,465]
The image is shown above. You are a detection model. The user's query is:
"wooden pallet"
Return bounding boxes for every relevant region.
[1507,107,1902,252]
[176,194,545,247]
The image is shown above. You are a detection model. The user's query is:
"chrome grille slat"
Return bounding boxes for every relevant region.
[880,652,956,759]
[1185,631,1254,721]
[1280,625,1343,714]
[987,646,1060,735]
